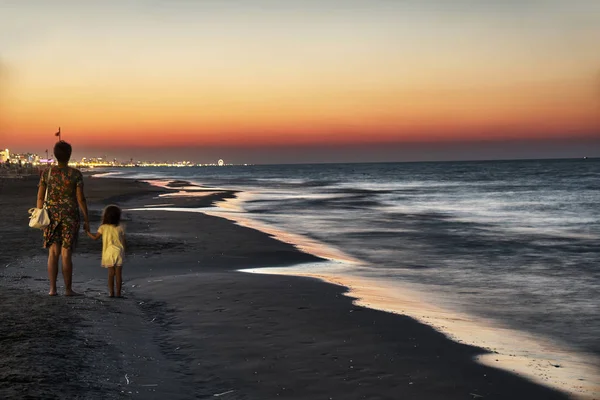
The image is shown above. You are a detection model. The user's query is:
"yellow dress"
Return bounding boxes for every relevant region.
[98,224,124,267]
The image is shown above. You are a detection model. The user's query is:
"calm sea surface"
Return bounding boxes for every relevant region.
[99,159,600,360]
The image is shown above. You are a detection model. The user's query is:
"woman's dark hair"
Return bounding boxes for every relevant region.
[54,141,72,163]
[102,205,121,226]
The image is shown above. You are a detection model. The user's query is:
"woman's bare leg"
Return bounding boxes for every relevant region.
[115,266,123,297]
[107,267,115,297]
[61,246,77,296]
[47,243,60,295]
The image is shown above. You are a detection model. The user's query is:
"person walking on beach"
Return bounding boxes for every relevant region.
[86,205,126,298]
[37,141,90,296]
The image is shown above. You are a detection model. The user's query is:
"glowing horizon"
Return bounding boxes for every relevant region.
[1,1,599,162]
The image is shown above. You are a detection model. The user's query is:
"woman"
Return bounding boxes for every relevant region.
[37,141,90,296]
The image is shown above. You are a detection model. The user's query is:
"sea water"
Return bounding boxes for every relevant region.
[98,158,600,395]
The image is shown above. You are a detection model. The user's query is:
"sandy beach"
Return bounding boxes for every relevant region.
[0,175,576,399]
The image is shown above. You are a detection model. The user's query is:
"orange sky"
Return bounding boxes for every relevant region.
[1,1,599,161]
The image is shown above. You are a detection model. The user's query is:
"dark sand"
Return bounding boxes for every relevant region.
[0,175,572,399]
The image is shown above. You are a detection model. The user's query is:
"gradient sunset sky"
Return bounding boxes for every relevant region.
[1,0,599,163]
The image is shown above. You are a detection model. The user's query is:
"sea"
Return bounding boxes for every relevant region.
[96,158,600,396]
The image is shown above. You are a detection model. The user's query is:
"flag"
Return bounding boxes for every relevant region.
[55,131,60,137]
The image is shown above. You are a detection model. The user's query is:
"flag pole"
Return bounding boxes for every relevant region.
[56,127,61,141]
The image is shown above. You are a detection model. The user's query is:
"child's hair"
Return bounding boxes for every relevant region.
[101,205,122,226]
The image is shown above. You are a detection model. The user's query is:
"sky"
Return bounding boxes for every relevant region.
[0,0,599,164]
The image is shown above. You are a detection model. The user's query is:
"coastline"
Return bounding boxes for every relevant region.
[145,177,600,399]
[199,181,600,398]
[0,174,586,399]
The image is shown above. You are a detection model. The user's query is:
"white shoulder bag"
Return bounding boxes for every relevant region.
[28,168,52,229]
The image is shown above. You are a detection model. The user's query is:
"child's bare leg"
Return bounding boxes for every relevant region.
[107,267,115,297]
[47,243,60,295]
[115,266,123,297]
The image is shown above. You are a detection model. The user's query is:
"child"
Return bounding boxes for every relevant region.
[86,205,126,297]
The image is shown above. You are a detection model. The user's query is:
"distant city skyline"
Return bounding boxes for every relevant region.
[3,139,598,167]
[1,1,599,163]
[0,146,232,167]
[2,134,599,165]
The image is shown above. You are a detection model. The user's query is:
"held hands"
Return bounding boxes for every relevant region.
[85,227,101,241]
[83,221,90,233]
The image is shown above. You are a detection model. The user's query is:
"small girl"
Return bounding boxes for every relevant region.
[86,205,126,297]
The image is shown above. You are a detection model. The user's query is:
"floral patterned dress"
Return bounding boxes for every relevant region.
[39,166,84,249]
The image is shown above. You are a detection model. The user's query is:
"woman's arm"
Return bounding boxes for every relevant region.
[76,185,90,232]
[36,184,45,209]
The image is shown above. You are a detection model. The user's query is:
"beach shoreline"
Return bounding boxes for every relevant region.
[189,179,600,398]
[0,174,587,399]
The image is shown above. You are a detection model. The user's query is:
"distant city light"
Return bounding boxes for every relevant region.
[0,148,248,168]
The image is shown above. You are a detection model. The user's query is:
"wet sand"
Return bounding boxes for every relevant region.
[0,175,576,399]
